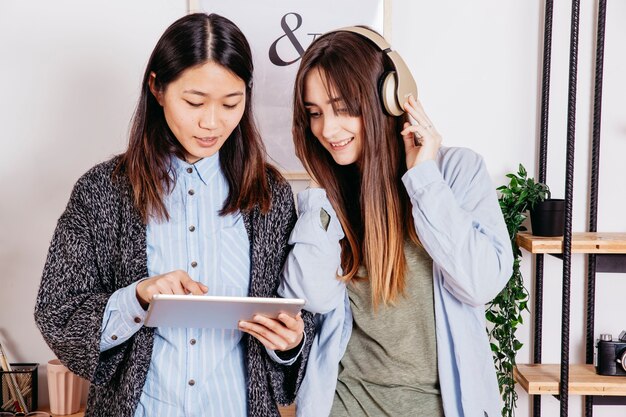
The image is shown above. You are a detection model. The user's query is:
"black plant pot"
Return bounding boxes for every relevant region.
[530,198,565,237]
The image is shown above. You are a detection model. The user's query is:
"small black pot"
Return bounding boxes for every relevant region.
[530,198,565,237]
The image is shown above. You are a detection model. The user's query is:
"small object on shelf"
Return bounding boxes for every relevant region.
[530,198,565,237]
[597,331,626,376]
[0,363,38,412]
[47,359,84,416]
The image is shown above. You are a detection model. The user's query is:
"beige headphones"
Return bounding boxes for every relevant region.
[329,26,418,116]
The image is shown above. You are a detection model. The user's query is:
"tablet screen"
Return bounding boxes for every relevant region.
[144,294,305,329]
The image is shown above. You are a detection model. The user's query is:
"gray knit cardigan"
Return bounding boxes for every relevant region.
[34,157,314,417]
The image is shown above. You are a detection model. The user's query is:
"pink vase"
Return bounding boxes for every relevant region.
[46,359,84,415]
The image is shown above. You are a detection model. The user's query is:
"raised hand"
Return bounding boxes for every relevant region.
[401,95,442,170]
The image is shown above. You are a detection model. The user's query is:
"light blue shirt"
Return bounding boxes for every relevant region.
[99,154,297,416]
[279,147,513,417]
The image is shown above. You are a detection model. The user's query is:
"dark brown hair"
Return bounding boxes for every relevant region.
[115,13,277,222]
[292,30,419,307]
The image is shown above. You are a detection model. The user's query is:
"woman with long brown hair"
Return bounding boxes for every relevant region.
[279,28,512,416]
[35,13,312,417]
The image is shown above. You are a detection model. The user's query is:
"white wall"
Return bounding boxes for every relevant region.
[1,0,624,415]
[0,0,187,407]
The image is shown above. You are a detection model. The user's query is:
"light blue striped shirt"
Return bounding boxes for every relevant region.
[100,153,251,416]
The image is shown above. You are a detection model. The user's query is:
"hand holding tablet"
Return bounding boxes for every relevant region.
[238,309,305,352]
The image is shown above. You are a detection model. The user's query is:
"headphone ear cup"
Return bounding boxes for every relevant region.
[378,71,403,116]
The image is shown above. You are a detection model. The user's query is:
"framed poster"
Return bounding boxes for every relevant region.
[189,0,389,177]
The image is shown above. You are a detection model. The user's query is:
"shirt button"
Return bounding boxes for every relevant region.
[111,335,118,341]
[189,225,196,232]
[190,339,196,345]
[188,379,195,386]
[191,261,198,268]
[188,189,195,196]
[134,317,142,324]
[186,167,193,173]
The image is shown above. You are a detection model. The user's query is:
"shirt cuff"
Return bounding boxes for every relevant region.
[118,279,149,323]
[100,280,148,350]
[265,332,307,366]
[401,160,442,197]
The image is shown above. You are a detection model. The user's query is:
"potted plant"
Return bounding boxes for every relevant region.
[486,163,544,417]
[503,164,564,237]
[487,163,566,416]
[530,197,565,237]
[488,165,570,416]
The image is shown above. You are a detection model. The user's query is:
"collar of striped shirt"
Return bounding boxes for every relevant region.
[169,152,220,186]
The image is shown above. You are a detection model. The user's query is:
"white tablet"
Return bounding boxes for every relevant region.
[144,294,305,329]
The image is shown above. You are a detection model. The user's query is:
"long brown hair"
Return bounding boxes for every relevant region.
[293,30,419,307]
[115,13,277,222]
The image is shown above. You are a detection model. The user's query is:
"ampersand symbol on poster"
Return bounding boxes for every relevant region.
[269,13,321,66]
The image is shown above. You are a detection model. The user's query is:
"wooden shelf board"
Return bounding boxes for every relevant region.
[517,232,626,254]
[281,171,310,181]
[515,364,626,396]
[40,406,84,417]
[279,404,296,417]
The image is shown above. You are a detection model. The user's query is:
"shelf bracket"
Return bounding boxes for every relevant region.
[596,254,626,273]
[591,396,626,406]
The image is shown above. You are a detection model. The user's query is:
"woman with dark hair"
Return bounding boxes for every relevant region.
[35,13,313,417]
[279,29,512,416]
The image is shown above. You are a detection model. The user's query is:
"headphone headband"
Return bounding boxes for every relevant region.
[335,26,392,51]
[326,26,417,116]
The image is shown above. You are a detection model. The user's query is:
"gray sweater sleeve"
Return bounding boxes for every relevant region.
[34,165,143,386]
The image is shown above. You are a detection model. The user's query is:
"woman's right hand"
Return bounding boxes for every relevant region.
[136,270,208,309]
[401,95,442,170]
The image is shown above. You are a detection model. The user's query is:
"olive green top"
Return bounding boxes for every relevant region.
[331,240,443,417]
